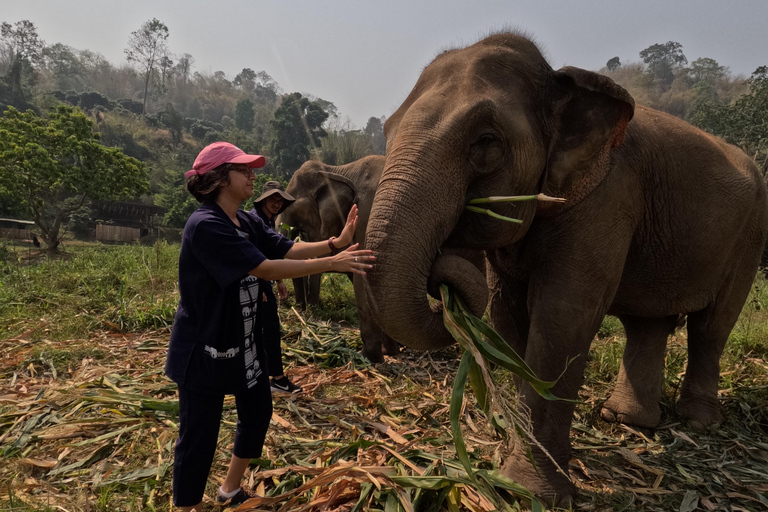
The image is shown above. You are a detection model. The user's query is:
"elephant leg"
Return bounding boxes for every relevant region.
[487,261,530,388]
[679,259,758,428]
[601,315,679,428]
[308,273,322,305]
[381,333,401,356]
[292,277,308,310]
[502,294,601,507]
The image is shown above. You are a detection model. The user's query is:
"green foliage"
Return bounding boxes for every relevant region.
[606,56,621,72]
[0,20,44,110]
[691,66,768,159]
[688,57,728,85]
[319,129,372,165]
[639,41,688,87]
[269,92,329,178]
[0,242,180,341]
[364,116,386,154]
[0,105,149,250]
[235,97,254,132]
[124,18,169,114]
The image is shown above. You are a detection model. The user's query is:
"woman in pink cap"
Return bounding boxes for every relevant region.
[166,142,373,511]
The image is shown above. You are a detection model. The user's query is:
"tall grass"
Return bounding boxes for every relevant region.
[0,242,180,341]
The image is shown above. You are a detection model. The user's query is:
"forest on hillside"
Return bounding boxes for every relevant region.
[0,19,766,250]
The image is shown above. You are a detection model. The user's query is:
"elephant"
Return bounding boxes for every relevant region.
[363,32,768,504]
[278,155,401,362]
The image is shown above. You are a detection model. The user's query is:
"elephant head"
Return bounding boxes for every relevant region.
[279,160,357,244]
[365,32,634,350]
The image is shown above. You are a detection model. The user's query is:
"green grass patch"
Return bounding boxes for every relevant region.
[0,241,180,341]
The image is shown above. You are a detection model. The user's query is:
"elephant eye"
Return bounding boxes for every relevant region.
[469,133,504,171]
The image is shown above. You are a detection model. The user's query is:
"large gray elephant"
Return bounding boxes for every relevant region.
[278,155,401,362]
[364,32,768,504]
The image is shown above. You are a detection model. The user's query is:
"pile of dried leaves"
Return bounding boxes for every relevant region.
[1,307,767,511]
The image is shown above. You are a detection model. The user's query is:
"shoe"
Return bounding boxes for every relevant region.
[270,377,302,394]
[216,486,252,506]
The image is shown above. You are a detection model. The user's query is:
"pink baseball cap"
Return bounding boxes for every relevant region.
[185,142,266,178]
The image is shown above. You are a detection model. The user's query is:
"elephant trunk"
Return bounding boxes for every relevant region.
[365,144,487,351]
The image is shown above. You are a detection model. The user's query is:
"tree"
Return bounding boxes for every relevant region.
[42,43,85,90]
[364,116,386,154]
[606,57,621,71]
[233,68,257,92]
[158,52,174,90]
[124,18,169,114]
[639,41,687,86]
[235,98,254,132]
[691,66,768,161]
[269,92,329,177]
[688,57,727,85]
[175,53,194,83]
[0,20,44,107]
[0,106,149,251]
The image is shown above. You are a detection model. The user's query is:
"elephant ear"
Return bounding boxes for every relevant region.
[316,171,356,240]
[539,66,635,213]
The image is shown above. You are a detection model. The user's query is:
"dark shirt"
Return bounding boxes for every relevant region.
[165,201,294,394]
[247,207,279,297]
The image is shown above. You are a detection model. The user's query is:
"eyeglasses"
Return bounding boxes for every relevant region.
[228,164,255,177]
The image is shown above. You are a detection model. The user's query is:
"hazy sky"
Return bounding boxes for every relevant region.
[4,0,767,128]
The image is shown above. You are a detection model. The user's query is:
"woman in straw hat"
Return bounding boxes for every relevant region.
[249,181,302,394]
[165,142,373,511]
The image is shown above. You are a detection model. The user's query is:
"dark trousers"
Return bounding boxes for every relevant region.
[262,287,284,377]
[172,378,272,507]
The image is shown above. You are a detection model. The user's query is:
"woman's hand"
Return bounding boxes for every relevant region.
[335,204,359,248]
[331,243,374,275]
[276,280,288,300]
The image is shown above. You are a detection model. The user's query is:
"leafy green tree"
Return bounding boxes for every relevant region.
[158,102,184,143]
[235,98,254,132]
[124,18,169,114]
[640,41,687,86]
[234,68,257,92]
[0,105,149,251]
[269,92,329,177]
[42,43,85,90]
[691,66,768,160]
[606,57,621,71]
[0,20,44,107]
[364,116,386,154]
[688,57,727,85]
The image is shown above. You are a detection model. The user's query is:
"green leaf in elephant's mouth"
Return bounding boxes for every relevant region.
[464,193,566,223]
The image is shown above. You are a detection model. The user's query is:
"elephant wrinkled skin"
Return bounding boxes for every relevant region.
[364,32,768,504]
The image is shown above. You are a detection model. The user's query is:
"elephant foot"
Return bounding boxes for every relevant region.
[382,337,401,356]
[601,395,660,428]
[360,343,384,364]
[677,396,721,429]
[501,449,575,508]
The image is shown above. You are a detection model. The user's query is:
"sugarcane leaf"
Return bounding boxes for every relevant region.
[464,206,524,224]
[467,356,490,415]
[450,351,478,485]
[350,482,374,512]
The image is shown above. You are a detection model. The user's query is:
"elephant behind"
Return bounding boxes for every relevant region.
[363,32,768,504]
[278,155,400,362]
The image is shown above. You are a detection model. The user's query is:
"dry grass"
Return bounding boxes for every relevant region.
[2,307,768,511]
[1,243,768,511]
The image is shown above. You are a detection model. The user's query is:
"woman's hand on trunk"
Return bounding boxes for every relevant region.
[335,204,359,247]
[331,243,373,275]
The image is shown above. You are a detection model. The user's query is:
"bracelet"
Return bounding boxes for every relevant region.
[328,237,339,255]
